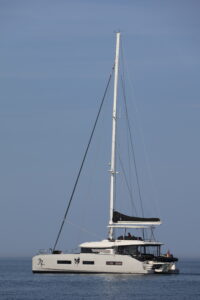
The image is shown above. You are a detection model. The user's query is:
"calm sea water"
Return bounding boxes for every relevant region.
[0,258,200,300]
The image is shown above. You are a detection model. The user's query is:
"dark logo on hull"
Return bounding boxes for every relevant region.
[74,258,80,264]
[38,258,45,267]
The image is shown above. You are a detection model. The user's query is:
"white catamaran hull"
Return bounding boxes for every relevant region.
[32,253,177,274]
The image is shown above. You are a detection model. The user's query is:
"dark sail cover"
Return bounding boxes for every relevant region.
[113,211,160,223]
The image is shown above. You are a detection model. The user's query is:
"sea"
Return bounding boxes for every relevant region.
[0,258,200,300]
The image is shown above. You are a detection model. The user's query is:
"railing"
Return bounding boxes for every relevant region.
[37,248,80,255]
[37,249,52,254]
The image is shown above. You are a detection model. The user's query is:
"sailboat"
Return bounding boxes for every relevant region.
[32,32,179,274]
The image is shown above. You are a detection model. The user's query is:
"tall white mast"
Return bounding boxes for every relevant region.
[108,32,120,240]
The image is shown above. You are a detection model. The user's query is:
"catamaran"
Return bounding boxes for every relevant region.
[32,32,179,274]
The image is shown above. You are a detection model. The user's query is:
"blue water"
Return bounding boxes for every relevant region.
[0,258,200,299]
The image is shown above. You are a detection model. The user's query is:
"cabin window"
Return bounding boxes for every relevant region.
[117,245,138,255]
[57,260,71,264]
[139,246,160,257]
[106,261,122,266]
[82,261,94,265]
[81,248,92,253]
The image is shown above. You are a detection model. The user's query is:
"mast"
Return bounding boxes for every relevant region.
[108,32,120,240]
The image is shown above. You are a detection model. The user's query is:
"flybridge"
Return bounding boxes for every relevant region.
[79,240,163,249]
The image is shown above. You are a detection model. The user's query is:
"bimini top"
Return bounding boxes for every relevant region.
[108,211,161,228]
[113,211,160,223]
[80,239,163,249]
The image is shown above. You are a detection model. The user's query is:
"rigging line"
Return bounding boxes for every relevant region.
[120,45,146,240]
[66,221,101,239]
[53,67,114,251]
[121,41,160,218]
[120,74,144,218]
[116,141,138,216]
[116,37,136,216]
[119,41,137,214]
[125,112,134,212]
[121,82,135,215]
[120,46,145,218]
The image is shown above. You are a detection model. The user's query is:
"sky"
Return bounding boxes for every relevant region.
[0,0,200,258]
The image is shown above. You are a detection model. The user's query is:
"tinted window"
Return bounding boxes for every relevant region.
[106,261,122,266]
[82,261,94,265]
[57,260,71,264]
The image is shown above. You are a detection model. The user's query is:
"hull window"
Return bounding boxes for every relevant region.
[57,260,71,264]
[82,261,94,265]
[106,261,122,266]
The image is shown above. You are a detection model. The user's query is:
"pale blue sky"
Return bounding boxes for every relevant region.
[0,0,200,257]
